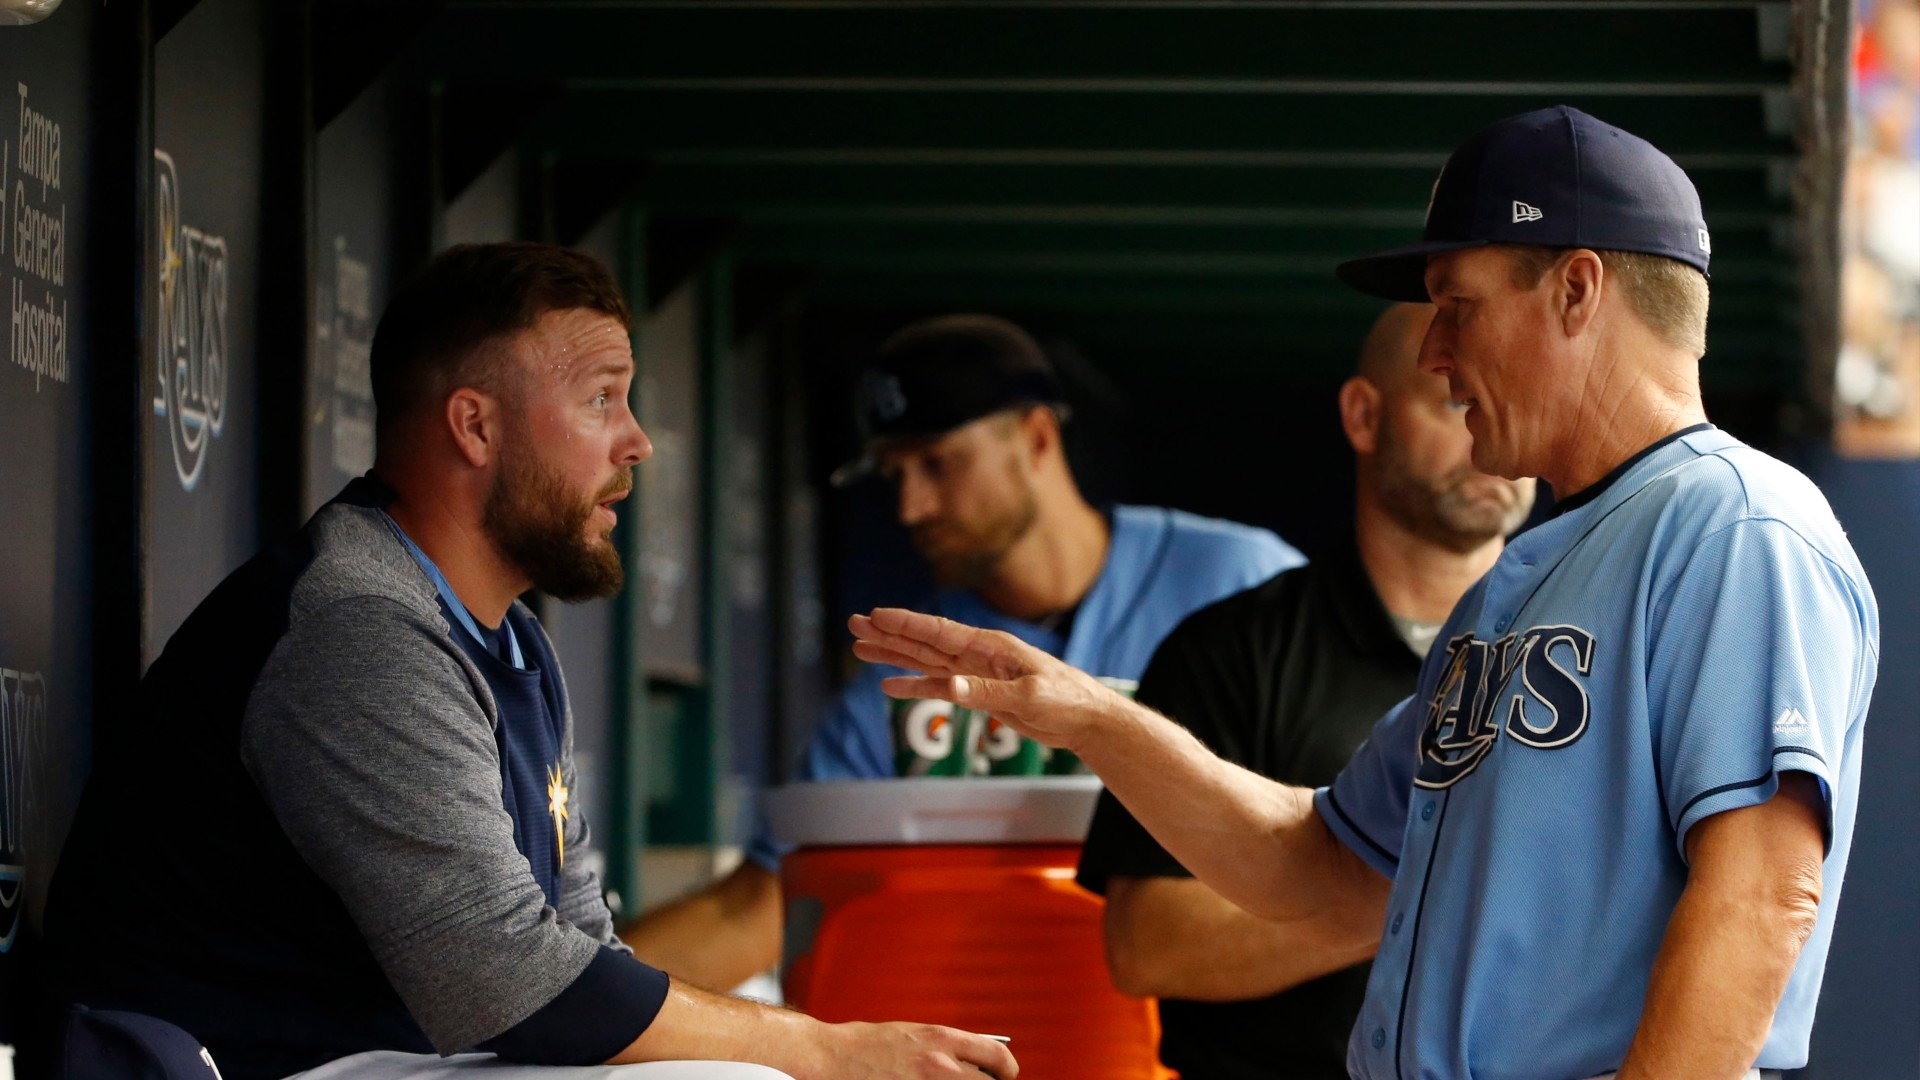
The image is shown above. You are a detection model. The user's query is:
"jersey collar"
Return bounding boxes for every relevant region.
[1550,423,1714,519]
[380,512,526,669]
[1494,425,1733,630]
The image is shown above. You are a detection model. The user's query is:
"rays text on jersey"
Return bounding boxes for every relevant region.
[1415,624,1597,789]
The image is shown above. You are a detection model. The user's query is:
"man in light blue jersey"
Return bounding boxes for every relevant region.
[622,314,1301,990]
[849,108,1878,1080]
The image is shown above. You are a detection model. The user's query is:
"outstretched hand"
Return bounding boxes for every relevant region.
[849,607,1128,753]
[822,1021,1020,1080]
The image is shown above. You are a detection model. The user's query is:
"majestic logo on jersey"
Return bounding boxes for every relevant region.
[1415,624,1596,789]
[546,763,570,868]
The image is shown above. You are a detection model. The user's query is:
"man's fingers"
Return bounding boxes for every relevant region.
[950,1032,1019,1079]
[850,639,954,675]
[879,674,981,705]
[866,606,971,649]
[863,608,1029,673]
[855,609,1041,684]
[849,613,970,674]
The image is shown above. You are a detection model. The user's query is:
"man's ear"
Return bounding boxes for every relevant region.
[1559,249,1606,337]
[1338,376,1383,455]
[445,387,498,469]
[1020,405,1060,464]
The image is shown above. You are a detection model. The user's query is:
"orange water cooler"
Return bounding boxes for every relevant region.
[766,778,1173,1080]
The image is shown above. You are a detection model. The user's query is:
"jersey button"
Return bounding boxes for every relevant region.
[1390,913,1404,935]
[1495,616,1511,633]
[1372,1028,1387,1049]
[1421,800,1436,821]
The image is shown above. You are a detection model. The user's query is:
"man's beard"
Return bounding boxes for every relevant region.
[1375,435,1531,555]
[484,447,629,602]
[912,476,1040,591]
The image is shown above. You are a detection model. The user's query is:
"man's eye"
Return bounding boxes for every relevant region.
[591,390,609,409]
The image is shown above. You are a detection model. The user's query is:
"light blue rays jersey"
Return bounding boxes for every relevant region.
[745,504,1301,868]
[1316,426,1878,1080]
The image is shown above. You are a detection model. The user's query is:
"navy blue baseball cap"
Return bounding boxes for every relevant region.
[58,1006,225,1080]
[1336,106,1713,302]
[830,314,1069,487]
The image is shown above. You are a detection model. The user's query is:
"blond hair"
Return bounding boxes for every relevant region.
[1506,246,1710,358]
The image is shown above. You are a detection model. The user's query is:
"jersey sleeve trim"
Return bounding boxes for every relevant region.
[1317,786,1400,877]
[1672,748,1836,862]
[1674,770,1773,825]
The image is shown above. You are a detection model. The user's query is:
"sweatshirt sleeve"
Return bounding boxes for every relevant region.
[241,595,663,1058]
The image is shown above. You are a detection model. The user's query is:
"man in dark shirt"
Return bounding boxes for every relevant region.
[1075,303,1536,1079]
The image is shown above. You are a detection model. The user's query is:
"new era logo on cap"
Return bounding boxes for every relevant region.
[1698,228,1712,254]
[1512,200,1544,224]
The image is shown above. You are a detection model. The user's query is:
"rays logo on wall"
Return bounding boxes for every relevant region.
[151,149,230,492]
[0,667,47,953]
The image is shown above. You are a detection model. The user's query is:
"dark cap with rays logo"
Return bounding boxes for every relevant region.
[830,314,1069,487]
[1336,106,1713,302]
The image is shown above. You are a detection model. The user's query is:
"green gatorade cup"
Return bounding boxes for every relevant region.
[984,712,1046,776]
[892,697,978,776]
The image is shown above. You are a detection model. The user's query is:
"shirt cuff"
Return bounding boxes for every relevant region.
[479,946,670,1064]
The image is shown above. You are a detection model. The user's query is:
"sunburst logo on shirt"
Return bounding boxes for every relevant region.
[546,763,570,868]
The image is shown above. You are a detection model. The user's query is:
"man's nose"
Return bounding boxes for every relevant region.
[620,415,653,466]
[896,471,938,526]
[1418,327,1452,377]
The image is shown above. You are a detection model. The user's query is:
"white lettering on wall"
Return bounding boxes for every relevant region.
[15,83,57,199]
[2,82,70,392]
[324,236,375,475]
[151,149,231,492]
[0,666,46,954]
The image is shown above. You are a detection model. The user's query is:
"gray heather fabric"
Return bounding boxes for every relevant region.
[240,501,629,1055]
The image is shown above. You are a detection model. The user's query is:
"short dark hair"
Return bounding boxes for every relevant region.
[369,242,631,436]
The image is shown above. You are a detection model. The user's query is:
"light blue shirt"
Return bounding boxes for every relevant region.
[1318,428,1878,1078]
[382,512,525,670]
[747,504,1302,867]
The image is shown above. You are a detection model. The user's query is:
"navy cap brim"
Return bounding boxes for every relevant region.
[829,450,878,488]
[1335,238,1492,302]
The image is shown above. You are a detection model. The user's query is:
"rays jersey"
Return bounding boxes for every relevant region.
[1317,426,1878,1080]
